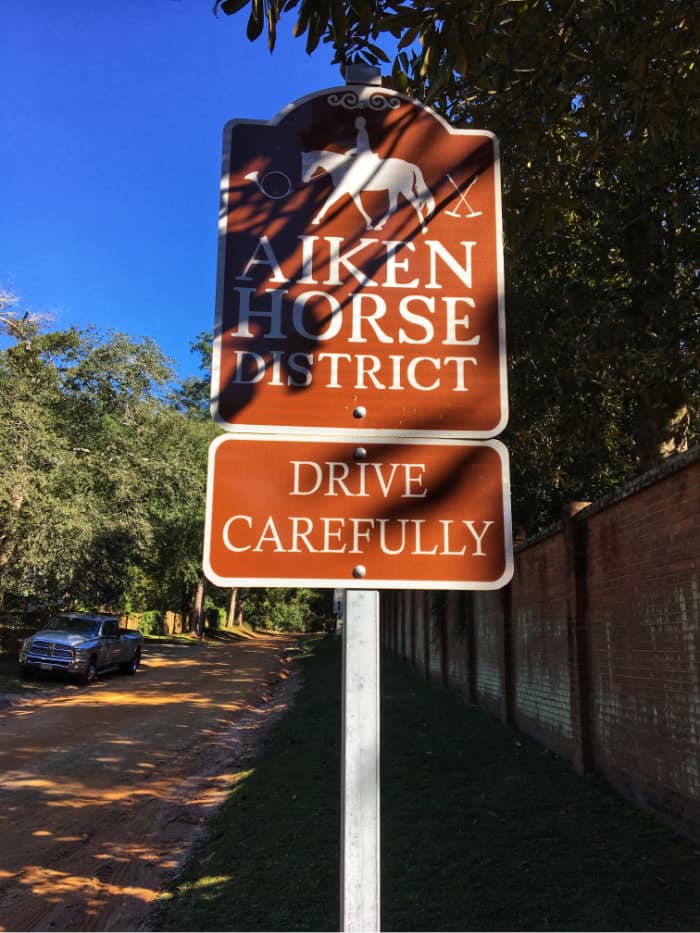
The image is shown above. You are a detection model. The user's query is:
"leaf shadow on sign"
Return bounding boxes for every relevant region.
[212,101,496,430]
[323,430,500,523]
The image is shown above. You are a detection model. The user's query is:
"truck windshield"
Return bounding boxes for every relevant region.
[45,618,101,636]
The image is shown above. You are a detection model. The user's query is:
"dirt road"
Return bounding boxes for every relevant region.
[0,632,301,932]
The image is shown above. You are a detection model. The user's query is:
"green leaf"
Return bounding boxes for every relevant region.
[217,0,250,15]
[247,11,264,41]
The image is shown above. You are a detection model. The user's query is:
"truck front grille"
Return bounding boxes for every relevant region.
[27,640,73,667]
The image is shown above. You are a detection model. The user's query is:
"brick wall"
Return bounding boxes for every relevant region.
[473,591,503,719]
[509,532,573,761]
[381,446,700,842]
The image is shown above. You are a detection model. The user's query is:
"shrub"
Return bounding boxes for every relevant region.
[137,610,163,636]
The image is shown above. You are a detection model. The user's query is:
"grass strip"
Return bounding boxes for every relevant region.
[156,636,700,932]
[156,634,342,932]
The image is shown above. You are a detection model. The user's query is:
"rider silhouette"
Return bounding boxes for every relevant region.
[346,116,380,171]
[352,116,371,154]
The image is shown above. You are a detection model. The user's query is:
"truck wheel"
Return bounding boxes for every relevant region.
[120,649,140,676]
[81,658,97,686]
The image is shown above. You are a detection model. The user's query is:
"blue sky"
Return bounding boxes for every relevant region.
[1,0,348,379]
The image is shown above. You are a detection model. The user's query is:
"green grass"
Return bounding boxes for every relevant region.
[156,637,700,932]
[155,634,342,933]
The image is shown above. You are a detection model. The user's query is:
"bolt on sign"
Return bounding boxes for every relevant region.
[203,435,513,590]
[212,84,507,438]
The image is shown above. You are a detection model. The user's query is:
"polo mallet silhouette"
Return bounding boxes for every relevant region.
[446,173,482,218]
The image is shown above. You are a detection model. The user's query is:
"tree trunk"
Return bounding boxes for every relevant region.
[226,588,238,629]
[236,589,246,628]
[192,579,205,638]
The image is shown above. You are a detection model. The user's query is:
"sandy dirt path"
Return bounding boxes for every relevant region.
[0,632,301,932]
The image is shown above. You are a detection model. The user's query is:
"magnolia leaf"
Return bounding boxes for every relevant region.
[347,0,372,23]
[217,0,250,14]
[247,11,264,41]
[366,42,391,63]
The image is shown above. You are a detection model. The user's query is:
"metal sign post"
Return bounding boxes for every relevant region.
[341,589,380,933]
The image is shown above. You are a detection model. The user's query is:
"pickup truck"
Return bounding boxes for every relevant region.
[19,612,143,685]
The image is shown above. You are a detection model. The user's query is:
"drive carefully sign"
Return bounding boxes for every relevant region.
[204,435,513,590]
[211,84,507,438]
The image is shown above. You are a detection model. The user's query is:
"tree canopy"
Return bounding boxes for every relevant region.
[216,0,699,531]
[0,295,333,632]
[0,292,217,614]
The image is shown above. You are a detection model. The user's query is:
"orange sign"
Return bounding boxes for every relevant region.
[203,435,513,590]
[212,85,506,439]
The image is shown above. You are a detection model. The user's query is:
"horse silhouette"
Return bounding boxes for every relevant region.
[301,148,435,233]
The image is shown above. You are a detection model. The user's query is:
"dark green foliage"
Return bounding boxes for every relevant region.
[215,0,699,532]
[0,294,217,613]
[137,610,164,636]
[169,331,213,419]
[242,587,335,632]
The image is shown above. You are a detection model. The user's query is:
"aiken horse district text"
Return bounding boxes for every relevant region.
[226,234,483,392]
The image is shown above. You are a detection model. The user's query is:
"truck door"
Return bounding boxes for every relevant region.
[102,619,122,665]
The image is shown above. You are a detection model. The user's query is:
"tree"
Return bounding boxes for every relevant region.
[243,587,334,632]
[170,331,213,419]
[0,296,215,612]
[215,0,699,530]
[131,406,220,618]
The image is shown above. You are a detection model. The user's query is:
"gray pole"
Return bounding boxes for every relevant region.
[340,63,383,933]
[341,588,381,932]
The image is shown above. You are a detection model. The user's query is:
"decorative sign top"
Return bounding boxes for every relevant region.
[212,85,507,438]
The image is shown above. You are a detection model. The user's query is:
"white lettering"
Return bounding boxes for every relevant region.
[325,237,378,287]
[404,464,428,498]
[463,520,494,556]
[253,516,285,552]
[356,354,385,389]
[327,461,352,497]
[222,515,252,552]
[238,236,288,283]
[230,286,287,339]
[407,357,441,391]
[350,518,375,553]
[443,356,477,391]
[383,241,419,288]
[377,518,409,554]
[440,520,467,556]
[398,295,435,344]
[317,352,352,388]
[349,293,392,344]
[287,352,313,387]
[411,519,438,555]
[425,240,476,289]
[220,513,499,557]
[443,296,480,345]
[297,235,319,284]
[291,461,323,496]
[321,517,346,552]
[292,291,342,341]
[231,350,266,384]
[289,516,316,552]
